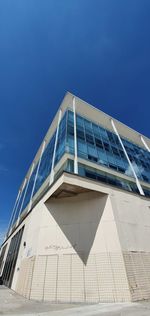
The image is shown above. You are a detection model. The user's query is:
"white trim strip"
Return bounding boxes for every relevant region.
[17,163,35,223]
[49,109,62,185]
[140,135,150,153]
[73,96,78,174]
[17,177,27,217]
[9,189,22,233]
[111,119,144,196]
[6,190,21,237]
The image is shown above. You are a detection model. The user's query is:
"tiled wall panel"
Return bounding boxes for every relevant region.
[43,255,58,301]
[30,256,46,300]
[124,252,150,301]
[16,252,132,302]
[16,252,150,303]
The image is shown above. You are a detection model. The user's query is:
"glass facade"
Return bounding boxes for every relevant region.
[121,138,150,183]
[54,159,139,194]
[10,133,56,229]
[75,112,130,174]
[50,109,150,199]
[33,133,56,196]
[10,108,150,230]
[67,110,150,187]
[10,111,69,229]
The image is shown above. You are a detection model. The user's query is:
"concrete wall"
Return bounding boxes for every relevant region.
[14,189,131,302]
[111,192,150,301]
[2,174,150,303]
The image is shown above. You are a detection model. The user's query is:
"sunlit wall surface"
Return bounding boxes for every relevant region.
[10,109,150,230]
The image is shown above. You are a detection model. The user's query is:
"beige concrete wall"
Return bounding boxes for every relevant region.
[15,190,131,302]
[110,192,150,252]
[38,192,120,257]
[3,173,150,303]
[11,201,45,291]
[110,191,150,300]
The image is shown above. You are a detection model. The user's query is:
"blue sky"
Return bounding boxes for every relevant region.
[0,0,150,244]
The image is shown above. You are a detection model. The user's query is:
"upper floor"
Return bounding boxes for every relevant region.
[6,92,150,236]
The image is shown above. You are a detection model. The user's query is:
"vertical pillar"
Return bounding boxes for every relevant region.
[18,177,27,215]
[28,140,46,211]
[6,190,21,237]
[140,135,150,153]
[111,119,144,196]
[73,96,78,174]
[17,162,35,224]
[49,109,62,185]
[9,189,22,233]
[13,176,27,224]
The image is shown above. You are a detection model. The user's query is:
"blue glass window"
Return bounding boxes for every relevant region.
[33,133,56,196]
[97,148,108,166]
[99,127,109,141]
[11,186,26,226]
[75,111,150,186]
[66,111,74,155]
[70,111,131,176]
[55,112,67,165]
[78,162,139,194]
[20,164,38,212]
[77,140,87,157]
[121,137,150,183]
[12,109,150,229]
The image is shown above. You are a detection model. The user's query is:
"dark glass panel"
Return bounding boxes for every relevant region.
[33,133,55,196]
[21,164,38,212]
[11,185,27,226]
[78,162,140,195]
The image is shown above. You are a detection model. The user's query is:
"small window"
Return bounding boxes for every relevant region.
[85,171,97,180]
[109,164,117,170]
[88,155,98,163]
[95,138,103,148]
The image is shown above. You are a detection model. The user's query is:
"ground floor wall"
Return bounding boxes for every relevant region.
[14,189,131,303]
[123,252,150,301]
[16,252,130,303]
[15,251,150,303]
[110,188,150,301]
[1,175,150,303]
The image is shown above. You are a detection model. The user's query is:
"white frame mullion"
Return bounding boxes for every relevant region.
[9,189,22,231]
[111,119,144,196]
[17,161,35,223]
[73,96,78,174]
[17,177,27,218]
[6,190,21,237]
[49,109,62,185]
[140,135,150,153]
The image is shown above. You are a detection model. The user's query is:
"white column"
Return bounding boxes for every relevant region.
[16,162,35,224]
[49,109,62,185]
[6,190,21,238]
[14,178,28,226]
[73,96,78,174]
[28,140,46,211]
[9,189,22,232]
[111,119,144,196]
[140,135,150,153]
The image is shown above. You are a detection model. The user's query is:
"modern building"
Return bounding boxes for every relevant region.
[1,92,150,303]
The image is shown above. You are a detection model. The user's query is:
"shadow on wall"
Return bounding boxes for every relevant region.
[45,191,108,265]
